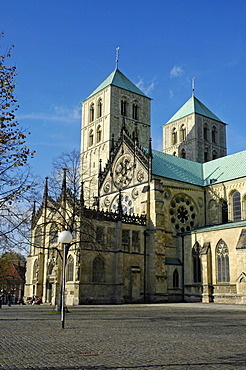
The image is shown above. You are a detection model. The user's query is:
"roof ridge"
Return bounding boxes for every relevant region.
[165,95,223,124]
[86,68,148,100]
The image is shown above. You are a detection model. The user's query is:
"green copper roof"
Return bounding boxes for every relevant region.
[152,149,246,187]
[87,69,148,99]
[166,96,223,124]
[191,220,246,234]
[152,150,204,186]
[203,150,246,185]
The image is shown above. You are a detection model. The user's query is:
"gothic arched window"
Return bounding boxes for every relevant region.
[216,240,230,283]
[90,103,95,122]
[92,256,105,282]
[212,150,217,160]
[212,126,217,143]
[173,269,179,288]
[97,99,102,118]
[33,259,38,281]
[121,100,127,116]
[203,124,209,140]
[233,191,241,221]
[180,148,186,158]
[88,129,94,147]
[180,124,186,141]
[49,223,58,245]
[172,128,177,145]
[66,255,74,282]
[96,125,102,143]
[34,226,42,248]
[204,149,209,162]
[192,242,201,283]
[132,103,138,120]
[221,200,228,224]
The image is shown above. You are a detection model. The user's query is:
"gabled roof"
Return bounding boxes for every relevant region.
[152,149,246,186]
[87,68,148,99]
[152,150,204,186]
[165,95,223,124]
[203,150,246,185]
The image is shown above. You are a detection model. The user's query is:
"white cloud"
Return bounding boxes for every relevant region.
[169,89,174,98]
[136,77,156,95]
[170,65,184,78]
[17,104,81,123]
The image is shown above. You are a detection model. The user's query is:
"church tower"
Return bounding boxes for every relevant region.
[80,68,151,205]
[162,95,227,163]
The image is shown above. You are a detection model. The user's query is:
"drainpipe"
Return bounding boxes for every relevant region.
[181,234,185,302]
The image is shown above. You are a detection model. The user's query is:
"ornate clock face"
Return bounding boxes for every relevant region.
[114,154,134,189]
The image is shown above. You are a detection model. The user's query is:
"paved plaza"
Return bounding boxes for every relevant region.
[0,303,246,369]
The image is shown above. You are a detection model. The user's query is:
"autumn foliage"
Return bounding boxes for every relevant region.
[0,33,35,207]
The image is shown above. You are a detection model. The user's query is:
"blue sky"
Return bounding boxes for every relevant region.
[2,0,246,179]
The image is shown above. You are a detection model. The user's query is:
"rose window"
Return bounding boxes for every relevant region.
[111,194,134,215]
[169,194,197,232]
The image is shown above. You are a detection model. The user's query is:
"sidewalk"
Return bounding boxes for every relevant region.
[0,303,246,369]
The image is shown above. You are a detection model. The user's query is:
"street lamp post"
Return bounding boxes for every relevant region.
[58,230,72,329]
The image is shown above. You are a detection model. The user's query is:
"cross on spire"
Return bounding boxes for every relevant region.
[192,77,195,96]
[115,47,120,69]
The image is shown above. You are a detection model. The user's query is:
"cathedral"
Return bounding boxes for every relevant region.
[24,67,246,305]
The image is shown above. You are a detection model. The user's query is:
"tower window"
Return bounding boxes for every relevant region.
[132,104,138,120]
[90,103,95,122]
[204,150,209,162]
[180,124,186,141]
[121,100,127,116]
[203,124,209,140]
[180,148,186,158]
[212,151,217,160]
[88,129,94,147]
[96,125,102,143]
[172,128,177,145]
[212,126,217,143]
[97,99,102,118]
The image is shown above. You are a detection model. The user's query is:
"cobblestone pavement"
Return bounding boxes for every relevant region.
[0,303,246,369]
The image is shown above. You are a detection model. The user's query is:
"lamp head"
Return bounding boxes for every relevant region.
[58,230,73,244]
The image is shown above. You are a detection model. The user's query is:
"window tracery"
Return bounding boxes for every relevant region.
[66,255,74,281]
[216,240,230,283]
[169,194,197,232]
[232,191,241,221]
[180,124,186,141]
[192,242,201,283]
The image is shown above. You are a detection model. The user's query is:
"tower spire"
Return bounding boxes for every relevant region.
[192,77,195,96]
[115,47,120,69]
